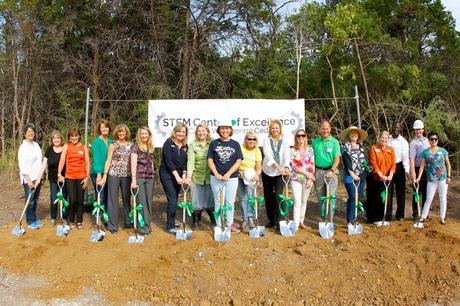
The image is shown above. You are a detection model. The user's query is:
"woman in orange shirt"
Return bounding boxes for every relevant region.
[368,131,396,224]
[57,128,90,229]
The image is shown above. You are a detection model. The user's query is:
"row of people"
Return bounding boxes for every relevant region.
[17,118,451,233]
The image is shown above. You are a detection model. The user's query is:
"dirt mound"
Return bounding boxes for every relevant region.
[0,175,459,305]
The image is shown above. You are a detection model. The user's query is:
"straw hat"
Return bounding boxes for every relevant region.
[338,126,368,142]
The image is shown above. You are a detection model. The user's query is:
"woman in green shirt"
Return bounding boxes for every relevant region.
[185,124,215,229]
[90,119,112,208]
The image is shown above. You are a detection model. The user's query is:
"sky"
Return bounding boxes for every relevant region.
[280,0,460,31]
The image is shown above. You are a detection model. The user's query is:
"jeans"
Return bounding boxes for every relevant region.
[160,171,182,230]
[237,178,256,222]
[422,180,448,219]
[291,180,312,226]
[344,179,366,223]
[210,176,238,228]
[50,181,68,221]
[23,181,42,224]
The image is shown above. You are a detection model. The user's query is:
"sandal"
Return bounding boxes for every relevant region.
[77,223,83,230]
[70,224,76,230]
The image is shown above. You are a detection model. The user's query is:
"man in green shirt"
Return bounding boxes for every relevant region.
[311,120,341,200]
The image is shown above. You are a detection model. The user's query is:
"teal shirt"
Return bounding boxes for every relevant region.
[311,136,341,168]
[90,137,113,175]
[187,139,211,185]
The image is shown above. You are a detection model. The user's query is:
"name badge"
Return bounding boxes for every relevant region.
[78,150,84,155]
[374,148,381,153]
[326,148,332,153]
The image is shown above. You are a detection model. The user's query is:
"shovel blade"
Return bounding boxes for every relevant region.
[176,230,192,240]
[249,226,266,238]
[375,220,390,228]
[214,226,231,241]
[128,235,144,244]
[279,220,296,237]
[56,225,70,237]
[347,223,363,236]
[90,230,105,242]
[413,222,424,229]
[11,226,25,237]
[319,222,334,239]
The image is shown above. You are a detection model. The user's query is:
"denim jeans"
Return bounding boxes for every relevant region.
[237,178,256,222]
[160,171,182,230]
[49,181,68,221]
[23,181,42,224]
[344,179,366,223]
[210,176,238,228]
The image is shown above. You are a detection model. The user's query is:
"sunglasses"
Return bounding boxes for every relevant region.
[247,138,257,141]
[429,137,438,141]
[296,134,306,138]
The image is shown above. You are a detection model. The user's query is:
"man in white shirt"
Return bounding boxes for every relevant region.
[388,123,410,221]
[409,120,430,220]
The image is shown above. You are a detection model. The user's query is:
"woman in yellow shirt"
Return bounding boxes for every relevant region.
[237,131,262,229]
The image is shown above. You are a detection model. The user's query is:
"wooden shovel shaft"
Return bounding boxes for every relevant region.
[18,190,34,227]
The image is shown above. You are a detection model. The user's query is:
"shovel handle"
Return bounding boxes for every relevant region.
[57,180,65,192]
[18,188,36,226]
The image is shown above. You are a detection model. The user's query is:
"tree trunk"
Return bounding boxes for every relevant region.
[91,33,101,137]
[326,53,339,122]
[1,91,5,157]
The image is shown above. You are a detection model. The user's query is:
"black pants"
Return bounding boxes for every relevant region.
[388,163,406,220]
[413,166,427,218]
[261,172,284,227]
[366,178,390,223]
[160,171,181,230]
[66,178,85,223]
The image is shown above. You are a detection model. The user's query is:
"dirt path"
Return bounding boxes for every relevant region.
[0,175,459,305]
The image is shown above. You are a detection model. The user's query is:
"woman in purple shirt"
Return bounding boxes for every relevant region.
[131,126,155,235]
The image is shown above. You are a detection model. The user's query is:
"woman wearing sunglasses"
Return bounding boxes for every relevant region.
[237,131,262,230]
[289,129,315,229]
[416,131,451,224]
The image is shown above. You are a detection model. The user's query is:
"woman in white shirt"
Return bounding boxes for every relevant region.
[18,123,43,229]
[262,120,290,230]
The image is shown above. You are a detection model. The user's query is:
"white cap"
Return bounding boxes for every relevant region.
[413,120,424,129]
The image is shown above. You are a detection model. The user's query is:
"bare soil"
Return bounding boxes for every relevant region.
[0,174,459,305]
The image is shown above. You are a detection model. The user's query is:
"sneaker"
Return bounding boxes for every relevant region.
[167,228,177,235]
[440,218,446,225]
[299,223,308,229]
[34,220,44,227]
[28,223,40,229]
[230,223,240,233]
[248,218,255,229]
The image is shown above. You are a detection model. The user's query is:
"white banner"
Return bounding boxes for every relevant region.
[148,99,305,147]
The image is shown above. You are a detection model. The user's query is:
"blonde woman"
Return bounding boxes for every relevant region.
[131,126,155,235]
[237,131,262,229]
[100,124,133,233]
[186,124,215,229]
[262,120,290,230]
[36,130,66,225]
[289,129,315,229]
[160,123,188,234]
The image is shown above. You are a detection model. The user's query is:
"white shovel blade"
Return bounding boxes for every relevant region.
[11,226,25,236]
[279,220,296,237]
[128,235,144,244]
[347,223,363,236]
[176,230,192,240]
[249,226,266,238]
[319,222,334,239]
[56,224,70,237]
[90,230,105,242]
[214,226,231,241]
